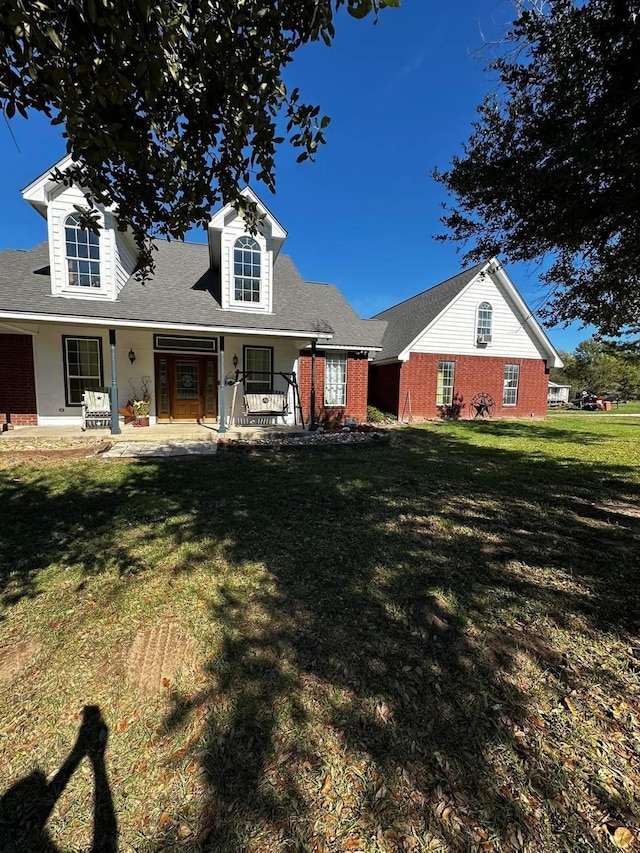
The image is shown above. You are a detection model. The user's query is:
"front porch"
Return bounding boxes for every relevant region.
[0,420,306,446]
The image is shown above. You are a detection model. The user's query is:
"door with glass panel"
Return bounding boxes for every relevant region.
[155,355,217,422]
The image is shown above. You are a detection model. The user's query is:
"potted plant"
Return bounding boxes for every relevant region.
[132,397,150,427]
[133,377,151,427]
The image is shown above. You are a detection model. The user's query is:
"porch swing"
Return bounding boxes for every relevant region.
[228,370,304,427]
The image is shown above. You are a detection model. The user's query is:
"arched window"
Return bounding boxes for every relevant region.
[233,236,261,302]
[65,213,101,288]
[476,301,492,342]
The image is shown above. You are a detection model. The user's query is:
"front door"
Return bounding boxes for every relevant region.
[155,355,218,422]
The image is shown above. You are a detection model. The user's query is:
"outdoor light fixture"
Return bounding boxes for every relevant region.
[128,348,136,364]
[232,353,239,369]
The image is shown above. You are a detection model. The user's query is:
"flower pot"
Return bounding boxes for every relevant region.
[134,416,150,427]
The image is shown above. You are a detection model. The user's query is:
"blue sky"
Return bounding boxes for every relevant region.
[0,1,594,354]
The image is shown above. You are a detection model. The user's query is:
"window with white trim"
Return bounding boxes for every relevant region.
[436,361,455,405]
[234,236,261,302]
[63,336,103,406]
[65,213,101,288]
[503,363,520,406]
[324,354,347,406]
[476,301,493,342]
[244,346,272,393]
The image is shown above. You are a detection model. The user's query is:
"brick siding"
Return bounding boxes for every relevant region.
[372,353,548,420]
[0,334,38,425]
[298,350,369,425]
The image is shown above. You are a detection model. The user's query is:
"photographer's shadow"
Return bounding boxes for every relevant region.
[0,705,117,853]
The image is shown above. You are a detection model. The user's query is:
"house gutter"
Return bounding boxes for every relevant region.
[0,310,334,341]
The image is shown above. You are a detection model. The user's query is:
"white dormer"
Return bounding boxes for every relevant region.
[208,187,287,313]
[21,156,138,301]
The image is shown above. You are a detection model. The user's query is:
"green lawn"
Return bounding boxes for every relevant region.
[0,417,639,852]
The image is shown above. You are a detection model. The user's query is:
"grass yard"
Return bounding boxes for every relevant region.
[0,415,639,853]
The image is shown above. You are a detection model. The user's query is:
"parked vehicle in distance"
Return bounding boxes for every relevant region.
[573,391,627,410]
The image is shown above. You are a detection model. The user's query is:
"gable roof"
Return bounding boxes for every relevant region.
[0,239,385,349]
[371,258,562,367]
[371,261,486,361]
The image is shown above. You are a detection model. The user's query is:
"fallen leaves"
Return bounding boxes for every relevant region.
[606,823,635,848]
[375,699,394,724]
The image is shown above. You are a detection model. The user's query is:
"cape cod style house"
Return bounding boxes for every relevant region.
[0,158,385,432]
[368,259,562,420]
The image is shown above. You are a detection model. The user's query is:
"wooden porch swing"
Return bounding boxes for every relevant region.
[228,370,304,427]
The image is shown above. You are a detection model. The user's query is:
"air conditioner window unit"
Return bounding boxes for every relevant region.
[477,334,492,344]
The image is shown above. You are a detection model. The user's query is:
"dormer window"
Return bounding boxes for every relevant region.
[234,236,261,303]
[476,301,493,344]
[65,213,101,288]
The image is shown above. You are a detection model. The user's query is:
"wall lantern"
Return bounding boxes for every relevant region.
[128,348,136,365]
[232,353,239,369]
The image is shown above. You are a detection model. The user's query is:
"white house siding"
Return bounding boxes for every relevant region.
[221,335,300,425]
[111,221,138,296]
[47,183,116,301]
[31,326,302,426]
[219,216,273,313]
[34,324,155,425]
[410,273,545,360]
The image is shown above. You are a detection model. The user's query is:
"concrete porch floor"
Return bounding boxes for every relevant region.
[0,421,307,444]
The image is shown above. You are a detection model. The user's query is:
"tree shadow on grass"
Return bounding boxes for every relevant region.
[142,431,639,851]
[1,425,639,851]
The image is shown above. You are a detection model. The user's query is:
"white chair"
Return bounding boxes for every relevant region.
[81,389,111,430]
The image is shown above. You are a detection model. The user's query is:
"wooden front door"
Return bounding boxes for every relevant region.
[155,355,218,422]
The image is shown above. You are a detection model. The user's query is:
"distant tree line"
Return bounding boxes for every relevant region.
[551,337,640,400]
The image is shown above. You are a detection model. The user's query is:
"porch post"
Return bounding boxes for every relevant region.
[108,329,121,436]
[309,339,318,431]
[218,335,226,434]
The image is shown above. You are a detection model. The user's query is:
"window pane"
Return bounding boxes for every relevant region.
[64,337,103,405]
[245,347,272,392]
[324,354,347,406]
[436,361,455,405]
[477,302,493,337]
[503,364,520,405]
[233,237,261,302]
[65,214,101,288]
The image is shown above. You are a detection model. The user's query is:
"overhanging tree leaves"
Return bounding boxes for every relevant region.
[0,0,398,273]
[434,0,640,335]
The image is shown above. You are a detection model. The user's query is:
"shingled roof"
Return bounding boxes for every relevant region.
[0,239,385,350]
[371,262,487,361]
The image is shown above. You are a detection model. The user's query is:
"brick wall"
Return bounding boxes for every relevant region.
[0,334,38,425]
[298,350,369,425]
[380,352,548,420]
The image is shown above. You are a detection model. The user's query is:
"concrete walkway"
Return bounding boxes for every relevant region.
[102,440,219,458]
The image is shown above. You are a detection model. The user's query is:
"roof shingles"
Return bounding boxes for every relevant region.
[0,240,385,349]
[371,262,486,360]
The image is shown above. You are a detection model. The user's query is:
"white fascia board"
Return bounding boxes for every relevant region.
[0,309,333,339]
[489,258,564,368]
[21,155,119,218]
[239,187,287,241]
[208,186,287,250]
[21,154,74,205]
[397,261,492,361]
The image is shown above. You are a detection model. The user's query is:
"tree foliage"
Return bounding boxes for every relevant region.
[0,0,398,272]
[434,0,640,335]
[551,337,640,398]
